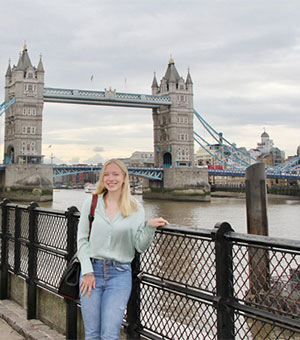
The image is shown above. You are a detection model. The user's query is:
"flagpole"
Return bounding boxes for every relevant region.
[90,75,94,89]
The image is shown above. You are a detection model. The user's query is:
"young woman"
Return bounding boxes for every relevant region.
[77,159,168,340]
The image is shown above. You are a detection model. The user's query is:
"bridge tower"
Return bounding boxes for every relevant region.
[4,43,44,164]
[152,57,194,168]
[1,44,53,201]
[143,58,210,201]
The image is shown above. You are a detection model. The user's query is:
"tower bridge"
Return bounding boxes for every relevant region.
[1,45,299,201]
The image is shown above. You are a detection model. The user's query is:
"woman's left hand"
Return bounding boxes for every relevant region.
[148,217,169,228]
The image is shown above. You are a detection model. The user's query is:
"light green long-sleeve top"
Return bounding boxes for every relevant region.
[77,194,155,275]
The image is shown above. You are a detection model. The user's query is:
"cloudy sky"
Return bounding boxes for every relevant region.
[1,0,300,164]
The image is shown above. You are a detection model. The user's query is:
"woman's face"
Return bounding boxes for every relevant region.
[103,162,125,194]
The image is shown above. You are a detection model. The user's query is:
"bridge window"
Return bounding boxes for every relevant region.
[27,72,33,79]
[24,84,36,92]
[23,107,37,115]
[22,126,36,134]
[177,95,186,103]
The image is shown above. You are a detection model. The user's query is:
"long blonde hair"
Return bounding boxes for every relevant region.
[95,159,138,217]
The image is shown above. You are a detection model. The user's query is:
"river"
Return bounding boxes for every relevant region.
[39,189,300,240]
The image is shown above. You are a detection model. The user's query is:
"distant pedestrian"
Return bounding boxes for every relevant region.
[77,159,168,340]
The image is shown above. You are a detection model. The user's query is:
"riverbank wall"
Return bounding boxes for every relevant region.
[211,191,300,200]
[0,164,53,202]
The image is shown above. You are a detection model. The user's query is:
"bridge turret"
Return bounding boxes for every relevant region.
[151,72,159,95]
[185,68,193,91]
[5,61,12,89]
[36,55,45,98]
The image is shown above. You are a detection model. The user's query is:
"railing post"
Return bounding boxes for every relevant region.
[14,205,21,275]
[245,163,270,293]
[0,199,11,299]
[27,201,39,319]
[65,206,79,340]
[212,222,235,340]
[126,251,141,340]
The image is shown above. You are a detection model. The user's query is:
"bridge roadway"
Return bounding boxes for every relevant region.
[53,165,164,180]
[0,164,299,180]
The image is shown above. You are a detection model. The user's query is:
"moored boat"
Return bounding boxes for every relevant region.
[84,182,97,193]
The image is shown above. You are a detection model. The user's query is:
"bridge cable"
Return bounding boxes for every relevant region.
[194,109,257,164]
[194,131,246,169]
[194,135,244,171]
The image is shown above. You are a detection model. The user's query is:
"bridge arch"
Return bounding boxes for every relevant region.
[5,145,15,164]
[163,152,172,168]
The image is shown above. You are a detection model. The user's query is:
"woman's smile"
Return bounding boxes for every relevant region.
[103,163,125,192]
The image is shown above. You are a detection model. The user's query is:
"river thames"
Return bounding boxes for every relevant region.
[39,189,300,241]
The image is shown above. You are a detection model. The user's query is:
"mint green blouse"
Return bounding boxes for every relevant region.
[77,194,155,275]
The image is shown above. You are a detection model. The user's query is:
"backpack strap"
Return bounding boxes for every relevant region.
[88,194,98,234]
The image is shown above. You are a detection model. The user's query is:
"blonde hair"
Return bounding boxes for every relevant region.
[95,159,138,217]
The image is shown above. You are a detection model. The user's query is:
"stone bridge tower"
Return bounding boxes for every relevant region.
[1,44,53,201]
[4,44,44,164]
[144,58,210,201]
[152,57,194,168]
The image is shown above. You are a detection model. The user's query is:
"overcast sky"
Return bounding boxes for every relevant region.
[1,0,300,164]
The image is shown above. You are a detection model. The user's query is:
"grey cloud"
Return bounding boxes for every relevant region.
[93,146,104,152]
[70,157,80,164]
[83,154,105,164]
[1,0,300,158]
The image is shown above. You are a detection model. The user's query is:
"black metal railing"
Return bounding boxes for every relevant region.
[0,199,299,340]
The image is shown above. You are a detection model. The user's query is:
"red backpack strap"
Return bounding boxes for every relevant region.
[88,194,98,234]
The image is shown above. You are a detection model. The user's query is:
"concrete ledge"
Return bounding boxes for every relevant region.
[143,187,211,201]
[0,299,65,340]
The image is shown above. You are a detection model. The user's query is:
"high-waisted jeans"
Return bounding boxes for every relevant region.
[80,259,132,340]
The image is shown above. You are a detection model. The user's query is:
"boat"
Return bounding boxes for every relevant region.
[84,183,97,193]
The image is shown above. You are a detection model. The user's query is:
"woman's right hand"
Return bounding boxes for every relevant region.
[80,273,96,298]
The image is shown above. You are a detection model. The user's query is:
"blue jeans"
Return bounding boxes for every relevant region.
[80,259,132,340]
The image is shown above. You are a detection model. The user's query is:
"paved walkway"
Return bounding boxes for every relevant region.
[0,318,24,339]
[0,299,65,340]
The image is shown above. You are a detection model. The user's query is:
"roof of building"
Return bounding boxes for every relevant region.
[261,131,269,138]
[5,62,12,77]
[16,44,33,71]
[164,57,181,84]
[37,56,44,72]
[151,72,158,88]
[186,68,193,84]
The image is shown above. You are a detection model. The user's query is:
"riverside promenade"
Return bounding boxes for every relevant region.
[0,299,64,340]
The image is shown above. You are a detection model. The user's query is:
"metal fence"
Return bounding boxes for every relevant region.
[0,199,299,340]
